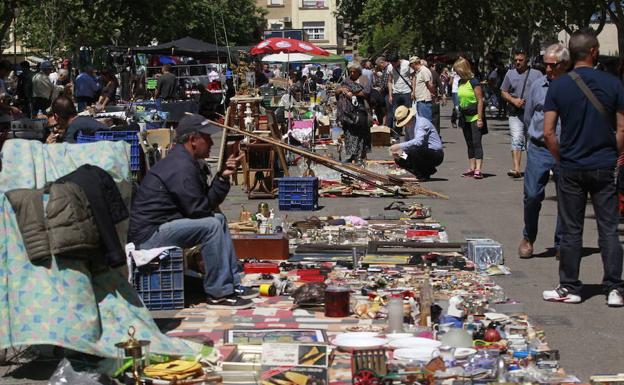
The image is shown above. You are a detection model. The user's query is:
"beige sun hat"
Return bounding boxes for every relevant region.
[394,105,416,127]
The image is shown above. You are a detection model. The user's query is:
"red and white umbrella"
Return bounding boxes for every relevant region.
[250,37,330,56]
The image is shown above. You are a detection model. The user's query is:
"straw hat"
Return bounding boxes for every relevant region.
[394,105,416,127]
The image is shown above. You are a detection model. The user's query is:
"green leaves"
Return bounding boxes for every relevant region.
[340,0,615,60]
[10,0,266,57]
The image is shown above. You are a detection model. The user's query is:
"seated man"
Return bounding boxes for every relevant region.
[389,105,444,180]
[46,95,108,143]
[128,114,255,309]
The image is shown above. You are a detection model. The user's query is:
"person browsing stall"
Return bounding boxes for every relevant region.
[389,105,444,181]
[155,64,178,101]
[46,95,108,144]
[128,114,256,309]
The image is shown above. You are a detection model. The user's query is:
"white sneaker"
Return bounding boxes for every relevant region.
[607,289,624,307]
[542,286,581,304]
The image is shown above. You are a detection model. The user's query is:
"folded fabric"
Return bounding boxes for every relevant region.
[125,242,178,268]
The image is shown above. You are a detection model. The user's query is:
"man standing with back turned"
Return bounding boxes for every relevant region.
[542,30,624,306]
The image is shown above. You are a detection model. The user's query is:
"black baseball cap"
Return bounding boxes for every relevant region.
[175,113,221,136]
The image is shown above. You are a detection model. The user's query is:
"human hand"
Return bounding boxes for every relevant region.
[477,119,484,128]
[9,106,22,116]
[222,153,244,177]
[515,98,525,108]
[46,132,59,144]
[388,94,393,103]
[389,143,402,156]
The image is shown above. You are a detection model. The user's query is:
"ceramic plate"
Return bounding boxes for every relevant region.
[393,347,440,362]
[454,347,477,359]
[384,333,414,341]
[387,337,442,349]
[332,336,387,351]
[333,332,379,341]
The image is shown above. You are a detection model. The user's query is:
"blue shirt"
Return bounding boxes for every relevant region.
[74,72,99,98]
[544,67,624,170]
[524,75,560,142]
[399,116,443,151]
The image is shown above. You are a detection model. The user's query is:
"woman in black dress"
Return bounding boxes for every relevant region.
[336,63,370,164]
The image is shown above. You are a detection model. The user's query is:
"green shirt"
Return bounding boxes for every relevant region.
[457,78,479,123]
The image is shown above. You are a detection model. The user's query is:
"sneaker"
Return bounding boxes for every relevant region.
[206,295,253,309]
[607,289,624,307]
[461,169,474,177]
[473,170,484,179]
[235,286,259,299]
[542,286,581,304]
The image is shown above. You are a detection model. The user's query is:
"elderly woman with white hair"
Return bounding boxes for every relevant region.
[336,62,371,164]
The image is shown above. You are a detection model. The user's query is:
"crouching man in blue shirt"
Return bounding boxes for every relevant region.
[389,105,444,180]
[129,114,256,309]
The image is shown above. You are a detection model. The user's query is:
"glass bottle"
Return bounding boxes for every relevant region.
[419,276,433,327]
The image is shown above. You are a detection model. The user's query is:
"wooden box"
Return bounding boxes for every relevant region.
[371,125,391,147]
[232,233,289,260]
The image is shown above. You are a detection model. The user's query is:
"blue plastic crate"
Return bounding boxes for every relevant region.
[278,177,319,211]
[132,248,184,310]
[77,130,141,171]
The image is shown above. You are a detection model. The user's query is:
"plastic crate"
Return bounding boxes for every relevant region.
[77,130,140,171]
[278,177,319,211]
[132,248,184,310]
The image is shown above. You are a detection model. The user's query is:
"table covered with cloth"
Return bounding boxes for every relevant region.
[0,139,200,357]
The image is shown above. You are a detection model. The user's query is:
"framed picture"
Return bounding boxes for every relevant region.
[224,328,327,345]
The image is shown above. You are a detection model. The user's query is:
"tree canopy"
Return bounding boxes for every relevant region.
[337,0,624,60]
[5,0,266,57]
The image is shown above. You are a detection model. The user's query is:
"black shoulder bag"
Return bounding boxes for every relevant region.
[507,67,531,116]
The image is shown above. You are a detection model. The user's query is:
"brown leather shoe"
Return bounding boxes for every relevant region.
[518,238,533,259]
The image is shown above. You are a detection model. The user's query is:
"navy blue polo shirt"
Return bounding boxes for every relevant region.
[544,67,624,170]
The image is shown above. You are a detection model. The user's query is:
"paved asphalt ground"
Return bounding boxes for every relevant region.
[2,104,623,382]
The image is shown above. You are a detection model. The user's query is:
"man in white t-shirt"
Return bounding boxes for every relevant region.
[387,53,413,140]
[409,56,435,123]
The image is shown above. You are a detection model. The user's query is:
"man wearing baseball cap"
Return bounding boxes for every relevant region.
[389,105,444,181]
[129,114,255,309]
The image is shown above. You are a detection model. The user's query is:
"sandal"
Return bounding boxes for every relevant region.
[473,170,483,179]
[507,169,521,178]
[461,169,475,177]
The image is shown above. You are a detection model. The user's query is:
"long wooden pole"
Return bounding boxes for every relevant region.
[209,120,448,199]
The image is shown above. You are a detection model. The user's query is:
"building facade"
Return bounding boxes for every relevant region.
[257,0,345,54]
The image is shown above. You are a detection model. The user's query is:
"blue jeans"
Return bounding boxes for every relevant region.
[391,93,412,138]
[416,101,433,123]
[140,214,241,298]
[557,167,624,295]
[523,142,561,248]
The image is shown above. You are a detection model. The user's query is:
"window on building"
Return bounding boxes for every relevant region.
[301,0,325,8]
[268,0,284,5]
[269,23,283,30]
[302,21,325,40]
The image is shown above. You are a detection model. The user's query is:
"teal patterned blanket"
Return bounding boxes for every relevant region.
[0,139,199,357]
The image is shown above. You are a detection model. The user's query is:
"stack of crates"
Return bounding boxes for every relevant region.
[278,177,319,211]
[131,248,184,310]
[76,130,140,172]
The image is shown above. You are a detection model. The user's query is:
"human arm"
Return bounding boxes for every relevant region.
[154,77,161,99]
[500,72,525,108]
[473,83,485,128]
[387,69,393,102]
[617,110,624,154]
[543,110,559,161]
